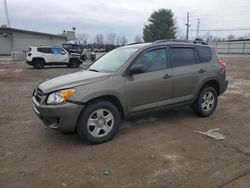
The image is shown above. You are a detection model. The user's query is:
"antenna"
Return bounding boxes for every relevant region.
[4,0,11,27]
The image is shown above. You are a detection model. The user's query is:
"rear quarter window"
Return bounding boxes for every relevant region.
[37,48,51,54]
[195,46,212,63]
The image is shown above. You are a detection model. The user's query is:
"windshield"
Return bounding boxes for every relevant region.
[88,48,138,72]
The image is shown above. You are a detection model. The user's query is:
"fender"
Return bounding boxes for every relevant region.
[193,77,220,103]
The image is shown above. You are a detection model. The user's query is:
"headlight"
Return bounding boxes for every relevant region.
[47,89,76,104]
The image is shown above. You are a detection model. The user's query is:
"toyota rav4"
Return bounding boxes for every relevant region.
[32,41,228,144]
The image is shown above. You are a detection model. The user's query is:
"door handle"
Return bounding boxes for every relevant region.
[163,74,172,79]
[198,69,206,73]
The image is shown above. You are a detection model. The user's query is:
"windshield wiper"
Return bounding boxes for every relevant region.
[88,68,99,72]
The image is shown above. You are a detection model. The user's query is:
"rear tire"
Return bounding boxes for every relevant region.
[77,100,120,144]
[33,59,44,69]
[192,87,218,117]
[68,59,79,68]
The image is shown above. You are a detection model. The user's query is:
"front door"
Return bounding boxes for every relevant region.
[125,47,173,113]
[51,47,68,63]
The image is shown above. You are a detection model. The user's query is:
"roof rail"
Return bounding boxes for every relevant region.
[153,39,208,45]
[153,39,190,44]
[126,42,144,46]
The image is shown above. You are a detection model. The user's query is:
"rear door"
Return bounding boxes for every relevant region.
[37,47,52,62]
[170,46,202,100]
[125,47,173,113]
[195,46,214,78]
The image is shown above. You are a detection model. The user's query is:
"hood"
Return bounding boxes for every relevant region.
[39,70,110,93]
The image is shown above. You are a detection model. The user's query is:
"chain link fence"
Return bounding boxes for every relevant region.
[210,41,250,54]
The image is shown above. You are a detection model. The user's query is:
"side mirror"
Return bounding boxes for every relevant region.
[129,64,145,75]
[61,51,66,55]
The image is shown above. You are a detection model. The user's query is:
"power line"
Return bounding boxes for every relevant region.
[190,28,250,32]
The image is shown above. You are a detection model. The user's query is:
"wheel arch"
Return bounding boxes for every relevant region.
[200,80,220,95]
[193,79,220,103]
[84,95,125,120]
[32,57,46,63]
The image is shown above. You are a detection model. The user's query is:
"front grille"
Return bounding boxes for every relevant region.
[34,88,43,103]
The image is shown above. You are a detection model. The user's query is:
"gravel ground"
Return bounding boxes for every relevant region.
[0,55,250,188]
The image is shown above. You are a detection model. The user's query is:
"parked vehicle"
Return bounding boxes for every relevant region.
[82,48,96,62]
[32,41,228,144]
[26,46,83,69]
[63,43,87,61]
[62,43,82,54]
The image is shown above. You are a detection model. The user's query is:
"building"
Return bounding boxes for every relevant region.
[0,26,69,55]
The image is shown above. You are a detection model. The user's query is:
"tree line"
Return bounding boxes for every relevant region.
[76,33,144,51]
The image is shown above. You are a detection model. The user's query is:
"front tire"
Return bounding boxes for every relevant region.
[33,59,44,69]
[77,100,120,144]
[68,59,79,68]
[192,87,218,117]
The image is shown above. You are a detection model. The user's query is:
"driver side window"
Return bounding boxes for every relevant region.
[52,48,65,55]
[134,48,168,72]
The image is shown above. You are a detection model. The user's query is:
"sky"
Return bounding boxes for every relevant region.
[1,0,250,42]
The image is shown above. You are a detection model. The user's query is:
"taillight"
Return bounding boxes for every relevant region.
[218,60,226,69]
[28,53,32,57]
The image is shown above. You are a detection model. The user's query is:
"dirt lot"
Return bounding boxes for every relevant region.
[0,55,250,188]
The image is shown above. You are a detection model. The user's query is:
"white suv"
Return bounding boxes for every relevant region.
[26,46,82,69]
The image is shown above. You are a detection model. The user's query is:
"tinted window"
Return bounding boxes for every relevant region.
[195,46,212,63]
[37,47,51,54]
[134,48,167,72]
[51,48,64,55]
[170,48,195,67]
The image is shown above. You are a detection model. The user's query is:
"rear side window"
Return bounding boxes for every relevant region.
[170,48,195,67]
[195,46,212,63]
[27,47,31,52]
[37,48,51,54]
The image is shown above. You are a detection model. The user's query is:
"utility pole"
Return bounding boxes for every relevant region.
[4,0,13,53]
[4,0,11,27]
[196,18,200,38]
[185,12,191,41]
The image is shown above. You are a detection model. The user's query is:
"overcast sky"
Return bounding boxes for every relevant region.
[1,0,250,42]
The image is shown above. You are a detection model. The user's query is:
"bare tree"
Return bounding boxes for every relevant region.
[106,33,117,45]
[134,35,143,43]
[227,34,235,40]
[94,34,105,47]
[76,33,90,46]
[120,36,127,46]
[82,33,90,45]
[116,36,121,46]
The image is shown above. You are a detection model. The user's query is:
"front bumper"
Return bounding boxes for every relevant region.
[32,96,83,132]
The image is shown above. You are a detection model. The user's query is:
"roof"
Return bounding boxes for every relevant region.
[0,27,67,39]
